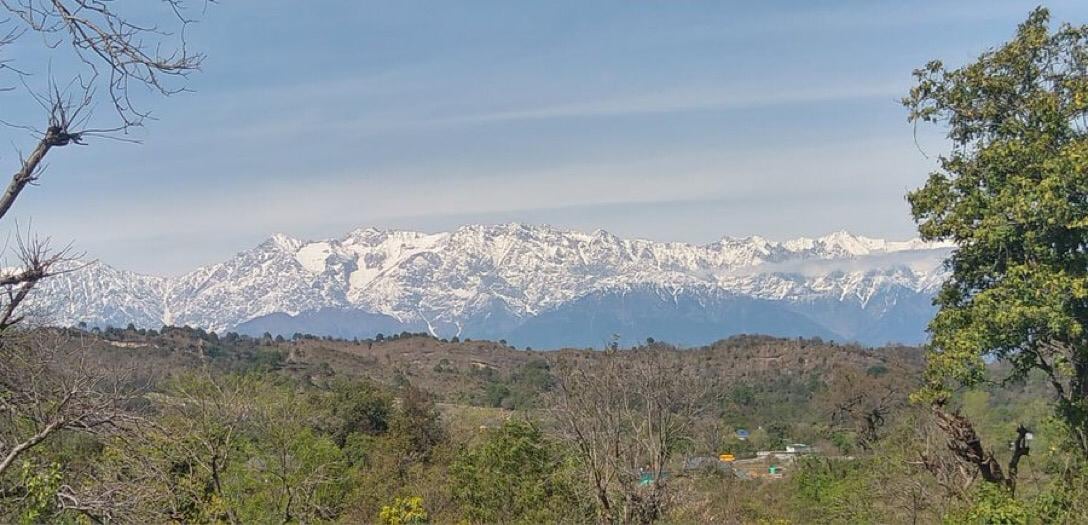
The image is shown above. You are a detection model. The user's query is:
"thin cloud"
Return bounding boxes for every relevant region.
[724,249,953,279]
[437,83,903,124]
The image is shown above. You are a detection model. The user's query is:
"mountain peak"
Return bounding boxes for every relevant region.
[816,230,875,255]
[345,226,385,238]
[266,233,303,252]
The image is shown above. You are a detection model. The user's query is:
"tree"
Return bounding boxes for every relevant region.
[0,1,205,332]
[139,373,254,523]
[0,4,209,498]
[0,330,149,520]
[340,383,452,524]
[0,0,207,480]
[378,496,428,525]
[450,419,586,524]
[227,380,349,523]
[388,385,446,465]
[326,378,393,447]
[820,367,912,451]
[112,373,349,523]
[904,7,1088,476]
[550,349,715,524]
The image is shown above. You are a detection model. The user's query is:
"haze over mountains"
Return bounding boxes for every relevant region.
[27,224,951,348]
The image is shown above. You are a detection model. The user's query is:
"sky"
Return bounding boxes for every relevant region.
[2,1,1087,275]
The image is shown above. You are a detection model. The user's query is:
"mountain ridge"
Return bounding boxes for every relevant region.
[24,224,952,348]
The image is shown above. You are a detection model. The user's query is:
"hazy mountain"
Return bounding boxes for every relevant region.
[26,224,951,348]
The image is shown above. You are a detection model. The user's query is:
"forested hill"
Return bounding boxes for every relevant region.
[80,326,923,409]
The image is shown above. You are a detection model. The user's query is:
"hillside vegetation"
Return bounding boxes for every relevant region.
[5,326,1065,523]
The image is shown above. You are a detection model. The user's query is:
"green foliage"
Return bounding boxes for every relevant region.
[719,432,757,458]
[483,382,511,408]
[327,378,393,446]
[765,422,790,450]
[388,386,446,463]
[229,384,350,523]
[788,457,876,524]
[903,6,1088,452]
[135,374,350,523]
[946,483,1029,525]
[379,496,429,525]
[450,420,587,524]
[731,385,755,407]
[866,364,889,377]
[17,460,62,525]
[432,358,455,374]
[15,323,1088,523]
[829,430,855,455]
[1028,464,1088,523]
[472,359,556,410]
[226,428,348,523]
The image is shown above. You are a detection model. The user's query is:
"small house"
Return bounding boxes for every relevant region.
[786,443,812,454]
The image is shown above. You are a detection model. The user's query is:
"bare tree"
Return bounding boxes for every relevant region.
[550,349,715,524]
[0,0,207,329]
[1,0,206,126]
[0,329,146,475]
[0,2,211,520]
[821,367,910,451]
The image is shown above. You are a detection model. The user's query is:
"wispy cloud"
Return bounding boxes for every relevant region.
[725,249,952,279]
[435,83,903,124]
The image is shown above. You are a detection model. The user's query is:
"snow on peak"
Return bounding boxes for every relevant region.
[267,233,303,252]
[817,230,880,256]
[25,224,953,334]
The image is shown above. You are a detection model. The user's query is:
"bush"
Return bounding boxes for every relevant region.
[450,420,587,524]
[379,496,428,525]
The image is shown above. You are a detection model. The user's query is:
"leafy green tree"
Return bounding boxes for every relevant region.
[108,374,349,523]
[506,359,555,408]
[904,7,1088,457]
[481,382,509,408]
[327,379,394,446]
[450,420,586,524]
[14,460,61,524]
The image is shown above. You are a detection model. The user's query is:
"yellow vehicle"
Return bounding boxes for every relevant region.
[718,453,736,462]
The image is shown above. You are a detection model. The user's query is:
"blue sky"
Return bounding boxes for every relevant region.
[2,1,1086,274]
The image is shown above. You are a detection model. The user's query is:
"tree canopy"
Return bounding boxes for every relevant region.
[904,7,1088,456]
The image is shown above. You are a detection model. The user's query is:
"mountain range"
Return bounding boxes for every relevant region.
[25,224,952,348]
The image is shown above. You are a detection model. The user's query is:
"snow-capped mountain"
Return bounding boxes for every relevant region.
[26,224,953,348]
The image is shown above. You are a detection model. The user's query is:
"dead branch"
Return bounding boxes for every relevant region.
[0,233,73,330]
[931,400,1031,494]
[0,329,149,478]
[1,0,206,127]
[932,400,1006,485]
[550,349,716,524]
[0,1,209,234]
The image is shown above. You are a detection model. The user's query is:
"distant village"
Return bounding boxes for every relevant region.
[682,441,815,482]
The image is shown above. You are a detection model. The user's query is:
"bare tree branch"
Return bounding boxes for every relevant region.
[1,0,206,127]
[0,329,149,479]
[550,348,716,523]
[930,400,1031,494]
